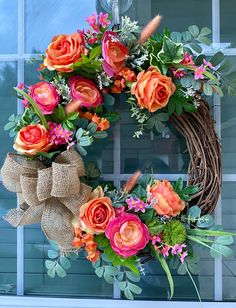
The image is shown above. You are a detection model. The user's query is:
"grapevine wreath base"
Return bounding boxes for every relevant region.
[1,12,236,300]
[171,98,221,213]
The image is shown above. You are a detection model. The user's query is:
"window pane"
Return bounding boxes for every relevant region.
[220,0,236,48]
[222,182,236,300]
[25,0,96,53]
[0,61,17,295]
[0,0,18,54]
[0,185,17,295]
[24,226,113,297]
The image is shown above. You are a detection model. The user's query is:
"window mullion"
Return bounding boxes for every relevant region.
[212,0,223,302]
[16,0,25,297]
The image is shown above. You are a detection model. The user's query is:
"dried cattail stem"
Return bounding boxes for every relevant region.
[138,15,162,45]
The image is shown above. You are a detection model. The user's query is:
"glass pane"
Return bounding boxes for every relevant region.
[0,0,18,54]
[24,226,113,297]
[220,0,236,48]
[222,182,236,300]
[25,0,96,54]
[0,185,17,295]
[0,62,17,165]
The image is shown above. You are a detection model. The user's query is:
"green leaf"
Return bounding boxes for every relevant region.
[182,31,192,42]
[156,253,174,298]
[76,128,84,140]
[124,288,134,300]
[48,250,59,259]
[216,235,234,246]
[154,120,165,133]
[55,263,67,278]
[175,177,183,192]
[9,114,16,121]
[75,144,87,156]
[145,117,155,130]
[177,262,187,275]
[180,75,193,88]
[95,266,104,278]
[47,267,56,278]
[80,136,92,147]
[66,112,79,121]
[155,112,169,122]
[196,214,214,228]
[168,98,176,114]
[189,43,202,53]
[187,228,236,237]
[103,93,115,106]
[89,45,102,60]
[158,36,184,64]
[104,272,114,284]
[93,131,108,139]
[4,122,16,131]
[87,122,98,134]
[126,271,141,282]
[184,185,199,195]
[188,205,201,219]
[187,262,199,275]
[197,36,211,46]
[203,83,213,96]
[60,256,71,270]
[199,27,211,36]
[127,282,142,295]
[169,256,180,270]
[105,266,119,276]
[45,260,55,270]
[210,51,225,67]
[188,25,199,38]
[170,32,182,43]
[210,244,234,258]
[118,281,126,291]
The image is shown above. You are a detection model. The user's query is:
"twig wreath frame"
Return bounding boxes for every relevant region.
[1,11,236,300]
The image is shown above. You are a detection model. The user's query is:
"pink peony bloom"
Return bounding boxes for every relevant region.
[69,76,103,109]
[102,31,129,77]
[29,81,60,114]
[115,206,125,217]
[194,65,205,80]
[105,213,150,257]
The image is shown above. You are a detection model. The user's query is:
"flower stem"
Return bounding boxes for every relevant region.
[14,87,49,130]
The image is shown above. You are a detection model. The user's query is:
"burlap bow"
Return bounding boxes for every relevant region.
[1,149,92,252]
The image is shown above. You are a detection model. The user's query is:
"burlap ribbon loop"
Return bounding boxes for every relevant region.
[1,148,92,252]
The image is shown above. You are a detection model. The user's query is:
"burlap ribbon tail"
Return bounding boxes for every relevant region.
[1,149,92,252]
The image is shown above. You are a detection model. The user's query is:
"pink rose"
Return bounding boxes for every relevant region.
[102,31,129,77]
[68,76,103,109]
[30,81,60,115]
[105,213,150,257]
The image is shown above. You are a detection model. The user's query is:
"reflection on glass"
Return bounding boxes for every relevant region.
[0,0,17,54]
[24,227,113,297]
[25,0,96,54]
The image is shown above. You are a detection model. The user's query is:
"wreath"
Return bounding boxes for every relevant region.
[2,12,236,300]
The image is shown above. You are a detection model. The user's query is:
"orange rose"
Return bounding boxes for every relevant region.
[148,180,185,217]
[14,124,51,156]
[131,67,176,112]
[80,197,115,234]
[44,33,86,72]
